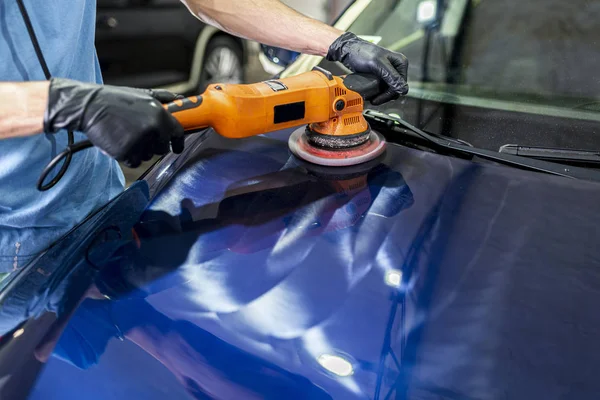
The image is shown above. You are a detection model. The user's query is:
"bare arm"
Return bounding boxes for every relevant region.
[181,0,343,56]
[0,80,184,166]
[0,81,49,139]
[181,0,410,102]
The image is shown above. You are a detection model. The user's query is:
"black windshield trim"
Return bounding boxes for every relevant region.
[364,110,600,182]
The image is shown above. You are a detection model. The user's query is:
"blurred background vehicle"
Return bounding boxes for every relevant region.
[259,44,301,75]
[96,0,251,94]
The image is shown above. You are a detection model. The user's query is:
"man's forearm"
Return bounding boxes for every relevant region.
[0,82,49,139]
[182,0,343,56]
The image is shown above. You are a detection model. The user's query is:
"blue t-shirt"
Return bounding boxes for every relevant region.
[0,0,125,272]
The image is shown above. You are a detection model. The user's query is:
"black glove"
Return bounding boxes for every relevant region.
[327,32,409,105]
[44,78,185,168]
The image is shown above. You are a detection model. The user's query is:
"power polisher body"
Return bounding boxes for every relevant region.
[165,67,387,166]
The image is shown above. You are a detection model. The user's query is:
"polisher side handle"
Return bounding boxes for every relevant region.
[341,73,384,102]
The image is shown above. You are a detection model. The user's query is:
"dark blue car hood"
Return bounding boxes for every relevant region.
[6,128,600,399]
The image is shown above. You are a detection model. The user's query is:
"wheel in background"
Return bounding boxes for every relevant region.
[198,36,244,93]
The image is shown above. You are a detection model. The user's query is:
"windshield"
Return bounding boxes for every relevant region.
[347,0,600,108]
[330,0,600,150]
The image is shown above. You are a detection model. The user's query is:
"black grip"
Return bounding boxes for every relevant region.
[341,73,383,101]
[166,95,203,114]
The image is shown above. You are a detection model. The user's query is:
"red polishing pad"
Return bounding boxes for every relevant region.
[288,127,387,167]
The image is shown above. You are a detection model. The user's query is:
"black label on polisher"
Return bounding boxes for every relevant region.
[274,102,305,124]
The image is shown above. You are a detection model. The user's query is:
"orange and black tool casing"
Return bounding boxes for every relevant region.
[164,68,380,139]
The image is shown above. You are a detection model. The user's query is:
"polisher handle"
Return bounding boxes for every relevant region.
[341,73,384,102]
[163,95,211,133]
[165,95,203,114]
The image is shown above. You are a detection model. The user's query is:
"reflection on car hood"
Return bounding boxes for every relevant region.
[21,128,600,399]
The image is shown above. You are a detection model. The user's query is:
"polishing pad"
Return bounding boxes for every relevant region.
[288,127,387,167]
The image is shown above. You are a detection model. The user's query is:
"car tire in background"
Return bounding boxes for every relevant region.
[197,36,244,93]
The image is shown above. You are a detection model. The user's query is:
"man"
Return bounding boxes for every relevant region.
[0,0,408,272]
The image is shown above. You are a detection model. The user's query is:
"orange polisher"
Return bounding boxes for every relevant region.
[164,67,387,166]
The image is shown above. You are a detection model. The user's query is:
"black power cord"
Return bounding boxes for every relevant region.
[16,0,92,191]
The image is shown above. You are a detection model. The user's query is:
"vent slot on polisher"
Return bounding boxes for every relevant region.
[346,98,362,107]
[344,116,361,126]
[335,88,347,97]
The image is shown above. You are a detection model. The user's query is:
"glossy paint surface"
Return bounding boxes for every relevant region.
[20,129,600,399]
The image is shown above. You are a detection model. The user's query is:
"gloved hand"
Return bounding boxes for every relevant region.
[43,78,185,168]
[327,32,409,105]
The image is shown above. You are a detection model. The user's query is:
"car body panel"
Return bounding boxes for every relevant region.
[0,182,150,399]
[3,128,599,399]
